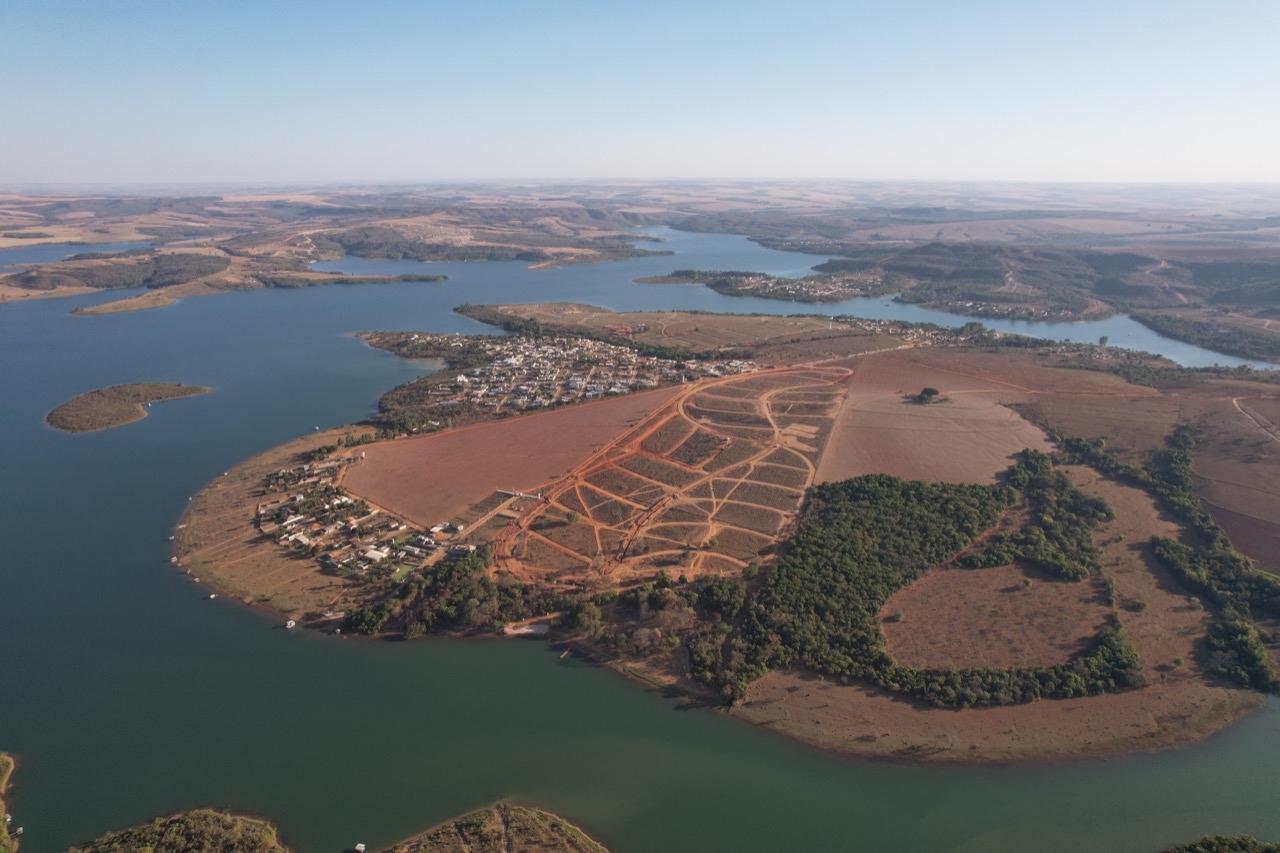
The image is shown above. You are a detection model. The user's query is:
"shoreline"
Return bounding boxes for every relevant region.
[1,750,18,853]
[729,678,1265,766]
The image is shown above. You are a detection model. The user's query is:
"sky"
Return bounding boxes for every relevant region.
[2,0,1278,185]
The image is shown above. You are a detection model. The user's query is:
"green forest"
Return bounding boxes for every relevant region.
[1130,312,1280,363]
[678,451,1143,706]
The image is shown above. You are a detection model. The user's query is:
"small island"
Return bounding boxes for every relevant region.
[66,809,287,853]
[387,804,609,853]
[47,383,211,433]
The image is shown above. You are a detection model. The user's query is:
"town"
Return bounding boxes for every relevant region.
[256,332,761,591]
[363,330,757,432]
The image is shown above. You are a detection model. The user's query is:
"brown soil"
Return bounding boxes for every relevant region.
[496,366,850,588]
[341,387,682,529]
[815,349,1055,484]
[882,564,1111,669]
[734,466,1262,761]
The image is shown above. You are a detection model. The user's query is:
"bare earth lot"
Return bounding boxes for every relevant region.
[341,387,681,529]
[497,366,849,589]
[815,349,1054,484]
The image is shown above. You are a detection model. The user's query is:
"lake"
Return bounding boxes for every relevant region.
[1,229,1277,852]
[0,241,152,270]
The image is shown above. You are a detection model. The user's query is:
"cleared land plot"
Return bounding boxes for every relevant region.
[668,430,728,467]
[749,464,811,489]
[617,454,703,488]
[341,386,680,528]
[641,418,695,455]
[816,350,1053,485]
[501,366,848,585]
[725,480,802,511]
[703,439,764,472]
[711,502,784,535]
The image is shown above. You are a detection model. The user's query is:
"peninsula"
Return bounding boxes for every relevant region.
[179,303,1280,762]
[46,383,211,433]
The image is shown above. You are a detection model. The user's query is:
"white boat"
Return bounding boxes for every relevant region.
[285,620,297,629]
[208,593,217,600]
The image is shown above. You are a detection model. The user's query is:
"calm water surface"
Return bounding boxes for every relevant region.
[0,241,152,270]
[2,230,1277,852]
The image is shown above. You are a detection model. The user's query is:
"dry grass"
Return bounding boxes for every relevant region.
[815,349,1054,485]
[881,565,1110,669]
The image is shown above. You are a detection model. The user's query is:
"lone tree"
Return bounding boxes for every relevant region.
[915,387,941,403]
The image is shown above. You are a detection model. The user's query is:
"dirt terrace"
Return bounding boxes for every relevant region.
[497,366,851,589]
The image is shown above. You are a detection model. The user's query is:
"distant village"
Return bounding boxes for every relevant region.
[708,272,886,303]
[419,334,753,411]
[365,331,758,433]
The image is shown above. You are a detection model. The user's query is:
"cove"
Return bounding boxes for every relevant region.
[1,230,1277,852]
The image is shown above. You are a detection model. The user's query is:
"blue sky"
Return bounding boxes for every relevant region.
[2,0,1278,184]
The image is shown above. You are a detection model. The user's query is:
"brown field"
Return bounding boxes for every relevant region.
[340,387,681,529]
[815,349,1055,485]
[882,564,1111,669]
[735,466,1262,761]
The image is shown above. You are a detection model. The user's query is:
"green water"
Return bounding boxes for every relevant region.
[1,231,1277,851]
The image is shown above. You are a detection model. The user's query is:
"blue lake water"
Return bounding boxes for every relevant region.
[0,240,152,270]
[1,229,1277,852]
[314,227,1275,371]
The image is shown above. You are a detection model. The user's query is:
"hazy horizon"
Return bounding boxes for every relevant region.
[3,0,1278,185]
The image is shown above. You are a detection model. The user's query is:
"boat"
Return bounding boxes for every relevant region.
[208,593,217,600]
[285,620,296,629]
